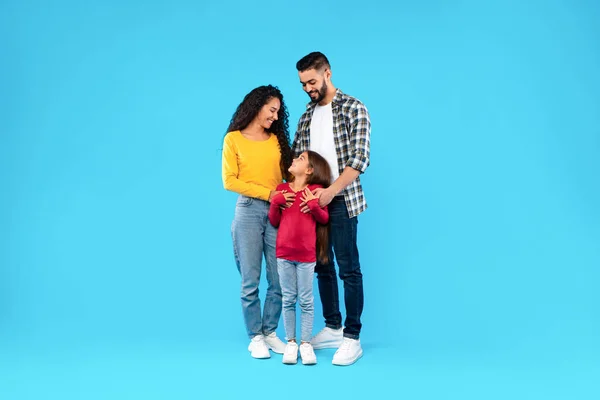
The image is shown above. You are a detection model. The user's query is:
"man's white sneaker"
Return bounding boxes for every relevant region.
[282,342,298,364]
[248,335,270,359]
[310,327,343,349]
[299,343,317,365]
[332,338,363,366]
[264,332,286,354]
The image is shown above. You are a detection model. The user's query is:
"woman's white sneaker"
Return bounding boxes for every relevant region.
[264,332,286,354]
[310,327,343,349]
[332,338,363,366]
[282,342,299,364]
[248,335,270,359]
[299,343,317,365]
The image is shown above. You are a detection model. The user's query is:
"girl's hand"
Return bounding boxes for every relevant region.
[300,187,317,204]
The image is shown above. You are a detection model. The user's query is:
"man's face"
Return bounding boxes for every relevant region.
[299,68,328,104]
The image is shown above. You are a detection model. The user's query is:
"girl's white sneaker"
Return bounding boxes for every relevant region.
[300,342,317,365]
[282,342,299,364]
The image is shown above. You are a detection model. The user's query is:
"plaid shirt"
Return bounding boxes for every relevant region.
[292,89,371,218]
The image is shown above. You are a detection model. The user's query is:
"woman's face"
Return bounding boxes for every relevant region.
[255,97,280,130]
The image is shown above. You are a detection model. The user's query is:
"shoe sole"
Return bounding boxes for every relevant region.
[302,359,317,365]
[311,339,343,350]
[249,346,271,359]
[282,358,297,365]
[266,344,285,354]
[332,349,363,366]
[251,353,271,359]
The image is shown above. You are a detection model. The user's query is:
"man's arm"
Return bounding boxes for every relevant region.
[315,102,371,208]
[328,167,361,197]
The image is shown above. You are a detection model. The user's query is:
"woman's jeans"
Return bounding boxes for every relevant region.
[231,195,282,338]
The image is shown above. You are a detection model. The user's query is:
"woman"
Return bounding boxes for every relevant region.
[222,85,293,359]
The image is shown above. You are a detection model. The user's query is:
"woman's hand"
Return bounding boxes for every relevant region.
[280,190,295,208]
[268,190,279,202]
[270,190,295,207]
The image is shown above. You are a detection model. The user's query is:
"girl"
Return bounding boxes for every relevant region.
[222,85,292,359]
[268,150,331,365]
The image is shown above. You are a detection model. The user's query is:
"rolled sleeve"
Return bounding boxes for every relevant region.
[345,104,371,173]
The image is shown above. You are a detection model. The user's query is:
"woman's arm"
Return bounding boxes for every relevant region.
[222,135,272,201]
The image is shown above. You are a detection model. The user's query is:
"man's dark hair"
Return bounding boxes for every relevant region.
[296,52,331,72]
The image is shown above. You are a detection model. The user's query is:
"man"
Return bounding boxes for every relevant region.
[291,52,371,366]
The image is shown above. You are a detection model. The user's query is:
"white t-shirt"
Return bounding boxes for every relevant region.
[310,103,340,182]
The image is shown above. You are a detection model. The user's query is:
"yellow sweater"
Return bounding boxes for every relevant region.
[222,130,283,201]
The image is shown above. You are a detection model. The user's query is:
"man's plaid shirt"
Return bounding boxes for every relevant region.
[292,89,371,218]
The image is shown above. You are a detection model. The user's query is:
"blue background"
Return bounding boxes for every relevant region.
[1,0,599,398]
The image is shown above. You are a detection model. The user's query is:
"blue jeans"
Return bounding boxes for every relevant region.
[315,196,364,339]
[231,195,282,338]
[277,258,316,343]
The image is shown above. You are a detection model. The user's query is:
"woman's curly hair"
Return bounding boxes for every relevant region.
[227,85,293,181]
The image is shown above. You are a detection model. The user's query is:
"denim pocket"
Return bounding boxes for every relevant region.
[236,195,253,207]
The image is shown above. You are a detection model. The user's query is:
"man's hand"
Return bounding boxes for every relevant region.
[317,187,335,208]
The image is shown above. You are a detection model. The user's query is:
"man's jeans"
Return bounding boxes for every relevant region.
[231,195,282,338]
[315,196,364,339]
[277,258,316,342]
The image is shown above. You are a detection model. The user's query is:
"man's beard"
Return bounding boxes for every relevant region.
[308,82,328,104]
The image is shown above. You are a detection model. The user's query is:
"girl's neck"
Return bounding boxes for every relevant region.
[290,176,309,191]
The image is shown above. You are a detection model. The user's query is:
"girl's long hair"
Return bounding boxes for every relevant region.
[227,85,292,180]
[305,150,333,264]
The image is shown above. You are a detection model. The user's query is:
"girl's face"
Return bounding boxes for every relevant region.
[254,97,280,130]
[288,151,312,177]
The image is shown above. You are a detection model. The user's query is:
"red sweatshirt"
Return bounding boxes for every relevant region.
[268,183,329,263]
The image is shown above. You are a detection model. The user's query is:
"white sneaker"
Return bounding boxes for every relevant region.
[310,327,343,349]
[332,338,363,366]
[264,332,286,354]
[282,342,298,364]
[299,343,317,365]
[247,335,270,359]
